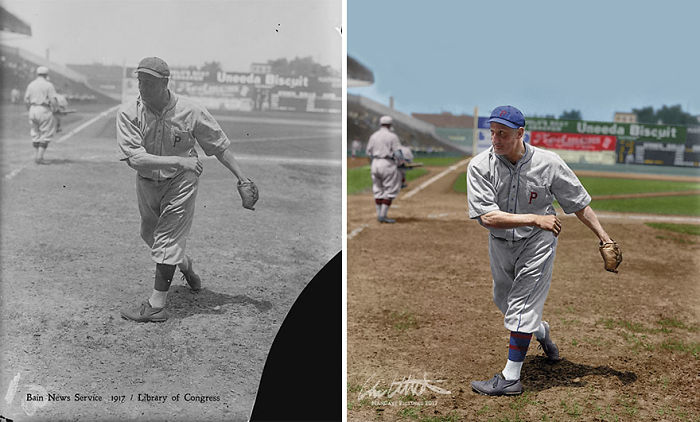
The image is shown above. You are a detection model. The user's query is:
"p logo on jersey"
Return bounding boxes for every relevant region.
[529,191,538,204]
[173,134,182,146]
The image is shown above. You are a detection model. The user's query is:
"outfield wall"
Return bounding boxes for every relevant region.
[122,66,341,113]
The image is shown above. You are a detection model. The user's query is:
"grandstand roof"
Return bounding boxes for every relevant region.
[0,6,31,36]
[412,112,474,128]
[348,56,373,87]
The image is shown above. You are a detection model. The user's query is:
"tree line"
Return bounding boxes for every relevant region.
[535,105,697,125]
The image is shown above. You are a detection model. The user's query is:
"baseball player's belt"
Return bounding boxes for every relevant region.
[490,233,526,242]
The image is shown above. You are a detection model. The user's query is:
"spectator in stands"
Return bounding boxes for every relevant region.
[24,66,58,164]
[11,87,21,104]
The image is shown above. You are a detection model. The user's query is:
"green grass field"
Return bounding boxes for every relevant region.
[347,156,464,195]
[452,173,700,216]
[592,195,700,216]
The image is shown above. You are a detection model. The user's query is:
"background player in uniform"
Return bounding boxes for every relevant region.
[53,89,69,133]
[366,115,403,223]
[11,87,21,104]
[24,66,58,164]
[117,56,257,323]
[397,144,414,188]
[467,105,621,396]
[350,138,362,158]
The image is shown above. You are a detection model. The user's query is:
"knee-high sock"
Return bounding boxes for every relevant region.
[380,204,389,218]
[150,263,176,308]
[534,321,547,341]
[502,332,532,380]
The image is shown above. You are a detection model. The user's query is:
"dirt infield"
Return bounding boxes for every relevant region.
[347,164,700,421]
[0,105,340,421]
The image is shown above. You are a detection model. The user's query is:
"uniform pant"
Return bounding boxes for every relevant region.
[28,105,57,144]
[488,228,558,333]
[371,158,401,200]
[137,171,198,266]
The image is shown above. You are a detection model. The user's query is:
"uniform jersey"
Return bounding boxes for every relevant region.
[117,92,231,181]
[366,127,402,200]
[24,77,57,108]
[366,127,400,160]
[398,145,413,163]
[55,94,68,110]
[467,143,590,241]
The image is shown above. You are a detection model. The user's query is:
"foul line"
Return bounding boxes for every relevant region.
[213,114,340,128]
[232,134,335,143]
[401,157,471,200]
[593,213,700,224]
[3,105,120,181]
[221,154,341,167]
[348,224,369,240]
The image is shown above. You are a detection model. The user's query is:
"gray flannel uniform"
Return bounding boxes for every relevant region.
[467,143,590,332]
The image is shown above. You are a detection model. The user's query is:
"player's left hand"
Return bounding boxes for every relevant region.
[599,240,622,273]
[237,178,259,210]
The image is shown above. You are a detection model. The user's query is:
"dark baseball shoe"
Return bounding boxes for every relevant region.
[537,321,561,362]
[471,373,523,396]
[378,217,396,224]
[180,259,202,291]
[121,301,168,323]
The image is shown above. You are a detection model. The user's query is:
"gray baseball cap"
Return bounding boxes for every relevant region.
[135,57,170,78]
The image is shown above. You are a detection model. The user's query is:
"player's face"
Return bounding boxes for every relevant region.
[490,122,523,156]
[137,73,167,104]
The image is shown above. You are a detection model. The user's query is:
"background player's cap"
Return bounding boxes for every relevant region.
[487,105,525,129]
[36,66,49,75]
[135,57,170,78]
[379,115,393,125]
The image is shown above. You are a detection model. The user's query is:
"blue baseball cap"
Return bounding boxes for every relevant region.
[487,105,525,129]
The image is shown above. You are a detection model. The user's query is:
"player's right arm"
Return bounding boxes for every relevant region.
[479,211,561,236]
[467,156,561,235]
[116,107,201,174]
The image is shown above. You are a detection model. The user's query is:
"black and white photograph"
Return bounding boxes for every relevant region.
[0,1,342,420]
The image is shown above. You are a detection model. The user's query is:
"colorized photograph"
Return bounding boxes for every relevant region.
[347,0,699,420]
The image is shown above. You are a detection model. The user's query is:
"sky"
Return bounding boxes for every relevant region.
[0,0,342,72]
[348,0,700,122]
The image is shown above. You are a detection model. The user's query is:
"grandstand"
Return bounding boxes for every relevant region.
[347,55,467,155]
[0,44,116,104]
[66,63,124,100]
[348,94,468,155]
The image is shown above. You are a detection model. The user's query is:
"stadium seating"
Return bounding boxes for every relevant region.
[0,44,115,104]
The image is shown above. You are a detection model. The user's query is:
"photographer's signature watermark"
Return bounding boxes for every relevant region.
[357,373,451,401]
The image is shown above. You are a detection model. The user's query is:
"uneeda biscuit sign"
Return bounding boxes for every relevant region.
[526,117,687,144]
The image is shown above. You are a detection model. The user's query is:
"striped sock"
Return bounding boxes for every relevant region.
[503,332,532,380]
[508,331,532,362]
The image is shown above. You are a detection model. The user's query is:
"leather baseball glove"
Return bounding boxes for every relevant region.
[599,240,622,273]
[237,178,259,210]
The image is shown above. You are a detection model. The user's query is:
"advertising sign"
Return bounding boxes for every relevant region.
[530,132,617,151]
[123,67,340,113]
[526,117,686,144]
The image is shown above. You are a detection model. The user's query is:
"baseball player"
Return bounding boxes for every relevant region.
[350,139,362,158]
[24,66,58,164]
[11,87,21,104]
[467,105,621,396]
[366,115,403,223]
[54,90,69,133]
[397,144,414,188]
[117,57,258,323]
